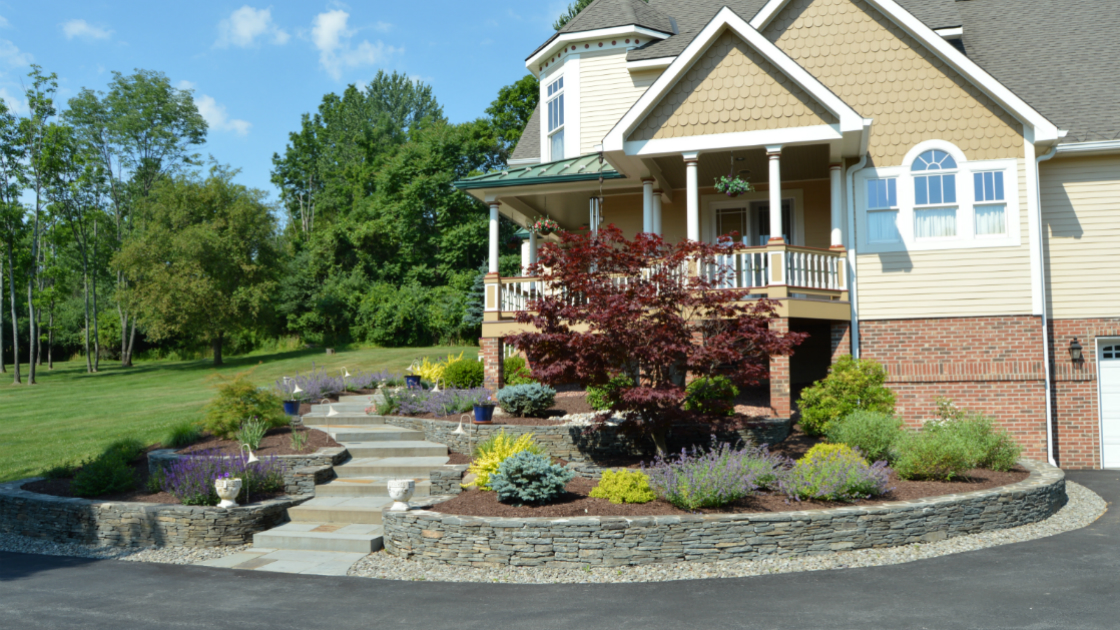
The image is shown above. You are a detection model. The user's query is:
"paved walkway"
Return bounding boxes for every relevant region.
[0,471,1115,630]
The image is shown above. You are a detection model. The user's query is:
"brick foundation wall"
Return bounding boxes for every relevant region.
[1047,317,1120,469]
[830,322,851,363]
[769,318,791,417]
[481,337,503,392]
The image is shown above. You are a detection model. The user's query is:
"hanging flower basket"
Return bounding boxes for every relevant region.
[714,174,754,197]
[531,217,561,236]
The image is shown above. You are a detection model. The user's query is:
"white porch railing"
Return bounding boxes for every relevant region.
[499,278,538,312]
[709,248,770,289]
[784,248,847,290]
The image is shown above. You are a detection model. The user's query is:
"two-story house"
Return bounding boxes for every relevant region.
[454,0,1120,469]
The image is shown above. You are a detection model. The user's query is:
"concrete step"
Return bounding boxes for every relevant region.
[323,426,425,443]
[288,496,392,524]
[303,415,385,426]
[316,477,432,497]
[310,403,375,414]
[335,456,451,477]
[344,441,447,458]
[196,549,369,576]
[252,522,383,553]
[338,394,385,404]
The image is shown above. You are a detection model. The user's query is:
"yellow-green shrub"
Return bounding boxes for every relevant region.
[463,431,546,490]
[589,469,655,504]
[202,371,287,439]
[801,443,869,467]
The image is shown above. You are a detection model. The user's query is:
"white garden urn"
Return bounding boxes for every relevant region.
[386,479,415,511]
[215,477,243,509]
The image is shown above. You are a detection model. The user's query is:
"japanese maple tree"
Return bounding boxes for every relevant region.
[506,224,805,454]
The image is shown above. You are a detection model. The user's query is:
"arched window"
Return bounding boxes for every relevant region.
[912,150,958,238]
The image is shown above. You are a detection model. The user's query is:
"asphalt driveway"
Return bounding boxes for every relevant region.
[0,470,1116,630]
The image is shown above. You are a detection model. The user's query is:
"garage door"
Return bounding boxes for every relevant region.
[1100,342,1120,468]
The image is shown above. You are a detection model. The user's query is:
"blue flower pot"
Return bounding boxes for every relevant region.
[405,375,422,389]
[473,404,496,424]
[283,400,300,416]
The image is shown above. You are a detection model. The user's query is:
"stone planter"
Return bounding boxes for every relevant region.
[387,479,416,511]
[215,478,242,508]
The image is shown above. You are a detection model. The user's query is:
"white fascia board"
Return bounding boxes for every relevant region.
[526,26,671,73]
[934,27,963,38]
[623,124,841,157]
[750,0,1060,144]
[1054,140,1120,156]
[603,7,863,153]
[626,57,675,72]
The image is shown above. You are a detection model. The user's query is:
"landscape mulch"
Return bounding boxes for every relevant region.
[176,426,340,457]
[428,466,1030,518]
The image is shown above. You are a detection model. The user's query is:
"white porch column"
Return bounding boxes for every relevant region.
[528,231,538,274]
[652,190,663,236]
[488,202,500,274]
[642,179,655,234]
[829,163,844,248]
[684,153,700,241]
[767,146,783,242]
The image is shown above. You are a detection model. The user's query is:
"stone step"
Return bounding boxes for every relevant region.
[303,415,385,426]
[196,549,369,576]
[343,441,447,458]
[310,403,374,414]
[335,456,451,477]
[288,496,392,524]
[252,522,383,553]
[321,426,425,443]
[316,477,432,497]
[338,394,385,404]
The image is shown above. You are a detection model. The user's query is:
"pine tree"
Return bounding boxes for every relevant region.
[461,263,487,334]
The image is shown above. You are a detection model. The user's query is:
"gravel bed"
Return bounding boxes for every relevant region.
[346,481,1106,583]
[0,534,252,566]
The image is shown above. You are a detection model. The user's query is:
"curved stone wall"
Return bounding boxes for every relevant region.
[383,460,1065,567]
[0,478,309,548]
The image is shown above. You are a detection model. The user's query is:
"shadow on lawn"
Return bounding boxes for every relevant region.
[55,347,332,381]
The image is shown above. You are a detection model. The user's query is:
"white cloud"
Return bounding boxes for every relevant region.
[0,87,26,115]
[0,39,31,66]
[62,19,112,41]
[0,16,10,29]
[215,6,289,48]
[178,81,251,136]
[310,9,399,80]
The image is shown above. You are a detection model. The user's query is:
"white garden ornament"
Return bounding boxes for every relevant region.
[215,477,242,508]
[387,479,415,511]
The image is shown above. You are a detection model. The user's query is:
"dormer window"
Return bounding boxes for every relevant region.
[547,76,565,161]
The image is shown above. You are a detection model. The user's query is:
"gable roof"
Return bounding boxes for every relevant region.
[528,0,675,60]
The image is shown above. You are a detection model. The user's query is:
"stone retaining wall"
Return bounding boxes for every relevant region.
[378,415,791,464]
[0,479,309,548]
[149,447,348,496]
[383,460,1066,567]
[430,465,469,495]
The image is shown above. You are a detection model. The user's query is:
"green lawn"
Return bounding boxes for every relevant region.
[0,345,476,483]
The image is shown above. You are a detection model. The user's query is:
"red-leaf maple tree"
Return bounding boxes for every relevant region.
[505,225,805,454]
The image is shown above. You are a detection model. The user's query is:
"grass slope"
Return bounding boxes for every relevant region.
[0,345,474,483]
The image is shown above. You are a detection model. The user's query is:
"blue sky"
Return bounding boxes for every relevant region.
[0,1,564,200]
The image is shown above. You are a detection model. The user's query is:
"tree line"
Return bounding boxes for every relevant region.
[0,63,540,381]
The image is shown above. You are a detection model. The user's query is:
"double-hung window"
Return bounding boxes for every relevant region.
[866,177,900,243]
[546,76,565,161]
[973,171,1006,236]
[912,150,958,239]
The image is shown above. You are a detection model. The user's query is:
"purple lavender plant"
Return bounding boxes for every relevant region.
[642,441,763,510]
[275,364,345,401]
[162,450,287,506]
[777,452,893,502]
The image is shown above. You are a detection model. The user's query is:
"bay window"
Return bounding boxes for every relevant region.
[546,76,564,161]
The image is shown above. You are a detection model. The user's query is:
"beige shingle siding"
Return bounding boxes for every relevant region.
[1041,155,1120,319]
[763,0,1023,167]
[580,51,660,155]
[856,159,1034,320]
[631,30,837,142]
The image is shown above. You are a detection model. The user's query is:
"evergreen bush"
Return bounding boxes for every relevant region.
[503,355,535,386]
[202,372,288,439]
[497,383,556,417]
[586,374,633,411]
[797,355,896,436]
[824,410,904,463]
[71,455,136,498]
[683,375,739,416]
[442,359,484,389]
[588,469,655,504]
[489,451,574,505]
[464,431,546,490]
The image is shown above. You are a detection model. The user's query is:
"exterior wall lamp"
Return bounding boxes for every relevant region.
[1069,337,1084,363]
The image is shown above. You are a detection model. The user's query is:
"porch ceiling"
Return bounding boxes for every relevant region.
[652,143,831,190]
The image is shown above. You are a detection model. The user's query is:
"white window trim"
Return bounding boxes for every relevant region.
[702,191,805,246]
[1096,336,1120,470]
[855,140,1021,253]
[542,72,566,162]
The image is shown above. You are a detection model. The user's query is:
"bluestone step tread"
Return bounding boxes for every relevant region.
[252,522,383,553]
[316,477,432,496]
[343,441,448,458]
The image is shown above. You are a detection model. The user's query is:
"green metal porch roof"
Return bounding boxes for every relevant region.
[453,154,625,190]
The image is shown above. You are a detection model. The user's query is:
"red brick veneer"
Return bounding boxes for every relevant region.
[481,337,503,392]
[1047,318,1120,469]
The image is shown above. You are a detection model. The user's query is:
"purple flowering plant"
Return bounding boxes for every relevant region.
[777,449,893,502]
[161,450,286,506]
[643,440,766,510]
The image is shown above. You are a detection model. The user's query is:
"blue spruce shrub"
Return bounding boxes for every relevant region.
[489,451,574,504]
[496,383,556,417]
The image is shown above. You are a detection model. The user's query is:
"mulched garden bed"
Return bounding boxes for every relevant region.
[176,426,339,457]
[429,465,1030,518]
[22,450,284,506]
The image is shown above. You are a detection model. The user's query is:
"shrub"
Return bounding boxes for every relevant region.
[443,359,484,389]
[503,355,535,386]
[930,401,1021,472]
[165,420,203,449]
[203,372,287,439]
[161,450,286,506]
[497,383,556,417]
[683,375,739,416]
[824,410,903,463]
[643,441,762,510]
[426,388,491,417]
[586,374,633,411]
[891,429,975,481]
[489,451,574,505]
[42,462,77,480]
[464,431,546,490]
[589,469,655,504]
[146,466,166,494]
[71,455,136,498]
[741,444,790,490]
[778,448,892,502]
[103,438,145,463]
[235,418,270,451]
[797,355,896,436]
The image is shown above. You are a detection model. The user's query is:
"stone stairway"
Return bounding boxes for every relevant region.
[196,394,451,575]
